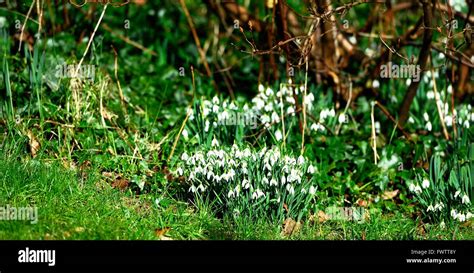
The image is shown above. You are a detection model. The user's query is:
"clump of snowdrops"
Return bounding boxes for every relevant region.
[175,144,318,222]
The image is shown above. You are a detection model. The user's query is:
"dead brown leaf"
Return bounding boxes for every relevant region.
[317,210,330,223]
[281,218,301,237]
[155,227,172,240]
[382,189,399,200]
[356,199,368,207]
[111,178,130,190]
[26,130,40,158]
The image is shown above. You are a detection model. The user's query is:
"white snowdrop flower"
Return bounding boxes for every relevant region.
[254,98,265,110]
[204,120,210,132]
[440,221,446,229]
[439,52,445,60]
[301,188,307,194]
[310,123,318,131]
[443,102,449,113]
[286,184,295,195]
[365,48,375,58]
[408,116,415,124]
[463,120,470,128]
[271,111,280,123]
[414,185,422,194]
[309,185,316,195]
[427,205,434,212]
[467,212,473,219]
[275,129,283,141]
[406,79,411,86]
[212,96,219,104]
[212,104,219,113]
[181,152,189,161]
[445,115,453,127]
[458,213,466,222]
[262,177,269,185]
[203,107,210,117]
[375,121,380,134]
[422,179,430,189]
[189,185,197,193]
[348,35,357,44]
[451,209,457,218]
[228,190,235,198]
[176,167,183,176]
[270,178,278,186]
[423,112,429,121]
[297,155,305,165]
[449,0,466,12]
[211,138,219,147]
[462,194,470,204]
[307,165,316,174]
[320,109,328,121]
[264,103,273,112]
[338,113,346,124]
[0,17,6,28]
[281,175,286,185]
[256,189,265,199]
[242,179,250,189]
[261,114,270,124]
[206,171,214,180]
[182,129,189,139]
[372,79,380,89]
[197,184,205,192]
[426,121,432,131]
[447,85,453,94]
[426,91,435,100]
[424,71,432,83]
[434,203,443,211]
[454,190,461,198]
[328,108,336,117]
[287,106,295,115]
[265,87,274,97]
[258,84,265,93]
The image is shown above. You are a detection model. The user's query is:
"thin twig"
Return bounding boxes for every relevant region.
[18,0,36,53]
[75,3,108,75]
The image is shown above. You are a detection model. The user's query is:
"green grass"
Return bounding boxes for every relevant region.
[0,156,219,240]
[1,154,472,240]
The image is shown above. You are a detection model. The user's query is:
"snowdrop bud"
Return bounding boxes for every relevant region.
[309,185,316,195]
[275,130,283,141]
[297,155,305,165]
[338,113,346,124]
[372,80,380,89]
[426,121,432,131]
[422,179,430,189]
[181,152,189,161]
[423,112,429,121]
[462,194,470,204]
